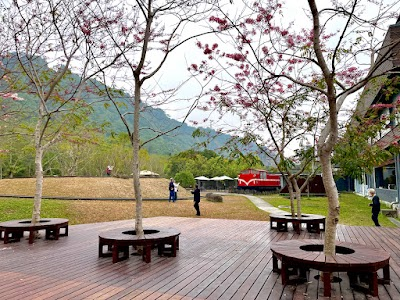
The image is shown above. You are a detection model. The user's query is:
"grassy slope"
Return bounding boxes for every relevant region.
[0,177,192,199]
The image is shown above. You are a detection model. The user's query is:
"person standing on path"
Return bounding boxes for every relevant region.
[192,184,201,216]
[369,188,381,226]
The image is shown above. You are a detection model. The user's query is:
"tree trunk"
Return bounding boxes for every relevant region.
[320,152,339,256]
[133,79,144,237]
[32,122,44,225]
[287,179,296,217]
[292,179,302,218]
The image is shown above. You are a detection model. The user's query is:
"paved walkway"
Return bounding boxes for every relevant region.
[241,194,288,215]
[238,193,400,227]
[215,193,287,215]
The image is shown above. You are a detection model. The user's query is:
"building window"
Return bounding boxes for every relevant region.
[376,163,396,189]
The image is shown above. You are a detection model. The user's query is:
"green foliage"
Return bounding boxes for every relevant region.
[1,53,231,157]
[174,171,195,188]
[333,118,395,179]
[0,135,35,178]
[0,131,166,178]
[164,149,264,179]
[262,193,395,227]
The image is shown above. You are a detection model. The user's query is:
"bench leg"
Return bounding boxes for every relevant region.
[112,243,119,263]
[292,221,300,234]
[369,271,378,297]
[3,229,23,244]
[281,260,288,285]
[112,244,130,263]
[272,254,280,273]
[3,229,9,244]
[28,230,35,244]
[171,236,178,257]
[277,221,288,232]
[143,244,152,263]
[323,272,331,297]
[382,264,390,284]
[53,226,61,240]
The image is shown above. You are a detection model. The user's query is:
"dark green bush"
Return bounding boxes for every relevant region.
[206,193,223,202]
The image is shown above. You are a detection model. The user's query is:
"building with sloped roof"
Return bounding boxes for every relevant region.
[354,16,400,203]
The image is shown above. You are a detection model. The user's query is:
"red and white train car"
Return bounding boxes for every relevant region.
[237,168,281,191]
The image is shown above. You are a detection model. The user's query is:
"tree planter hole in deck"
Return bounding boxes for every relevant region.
[284,214,308,217]
[19,220,51,224]
[300,244,355,255]
[122,229,160,235]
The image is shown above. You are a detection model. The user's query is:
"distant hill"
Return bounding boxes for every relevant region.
[90,98,230,156]
[1,53,230,156]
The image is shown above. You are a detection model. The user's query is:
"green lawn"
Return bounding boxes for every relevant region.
[0,198,72,221]
[260,193,397,227]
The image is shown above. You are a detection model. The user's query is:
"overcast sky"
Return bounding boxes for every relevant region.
[149,0,399,130]
[151,1,315,127]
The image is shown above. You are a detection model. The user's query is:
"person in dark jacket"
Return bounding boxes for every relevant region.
[168,178,175,202]
[191,185,201,216]
[369,189,381,226]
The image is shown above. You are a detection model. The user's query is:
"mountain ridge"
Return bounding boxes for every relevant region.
[0,53,230,156]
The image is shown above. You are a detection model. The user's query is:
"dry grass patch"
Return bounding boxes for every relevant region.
[66,195,269,224]
[0,177,269,224]
[0,177,192,199]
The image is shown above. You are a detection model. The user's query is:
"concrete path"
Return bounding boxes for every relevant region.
[216,192,287,215]
[238,193,400,227]
[241,194,287,215]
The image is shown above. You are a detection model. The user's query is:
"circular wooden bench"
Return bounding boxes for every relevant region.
[269,213,325,234]
[271,239,390,297]
[99,227,180,263]
[0,218,69,244]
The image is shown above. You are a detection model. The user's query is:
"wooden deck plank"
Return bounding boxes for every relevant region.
[199,228,277,299]
[163,229,276,300]
[1,217,400,299]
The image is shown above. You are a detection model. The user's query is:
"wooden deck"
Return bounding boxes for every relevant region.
[1,216,400,299]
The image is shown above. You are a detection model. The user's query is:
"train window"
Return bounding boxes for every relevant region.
[260,172,266,179]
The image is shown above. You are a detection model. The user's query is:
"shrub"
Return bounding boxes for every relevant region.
[206,193,223,202]
[174,171,195,188]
